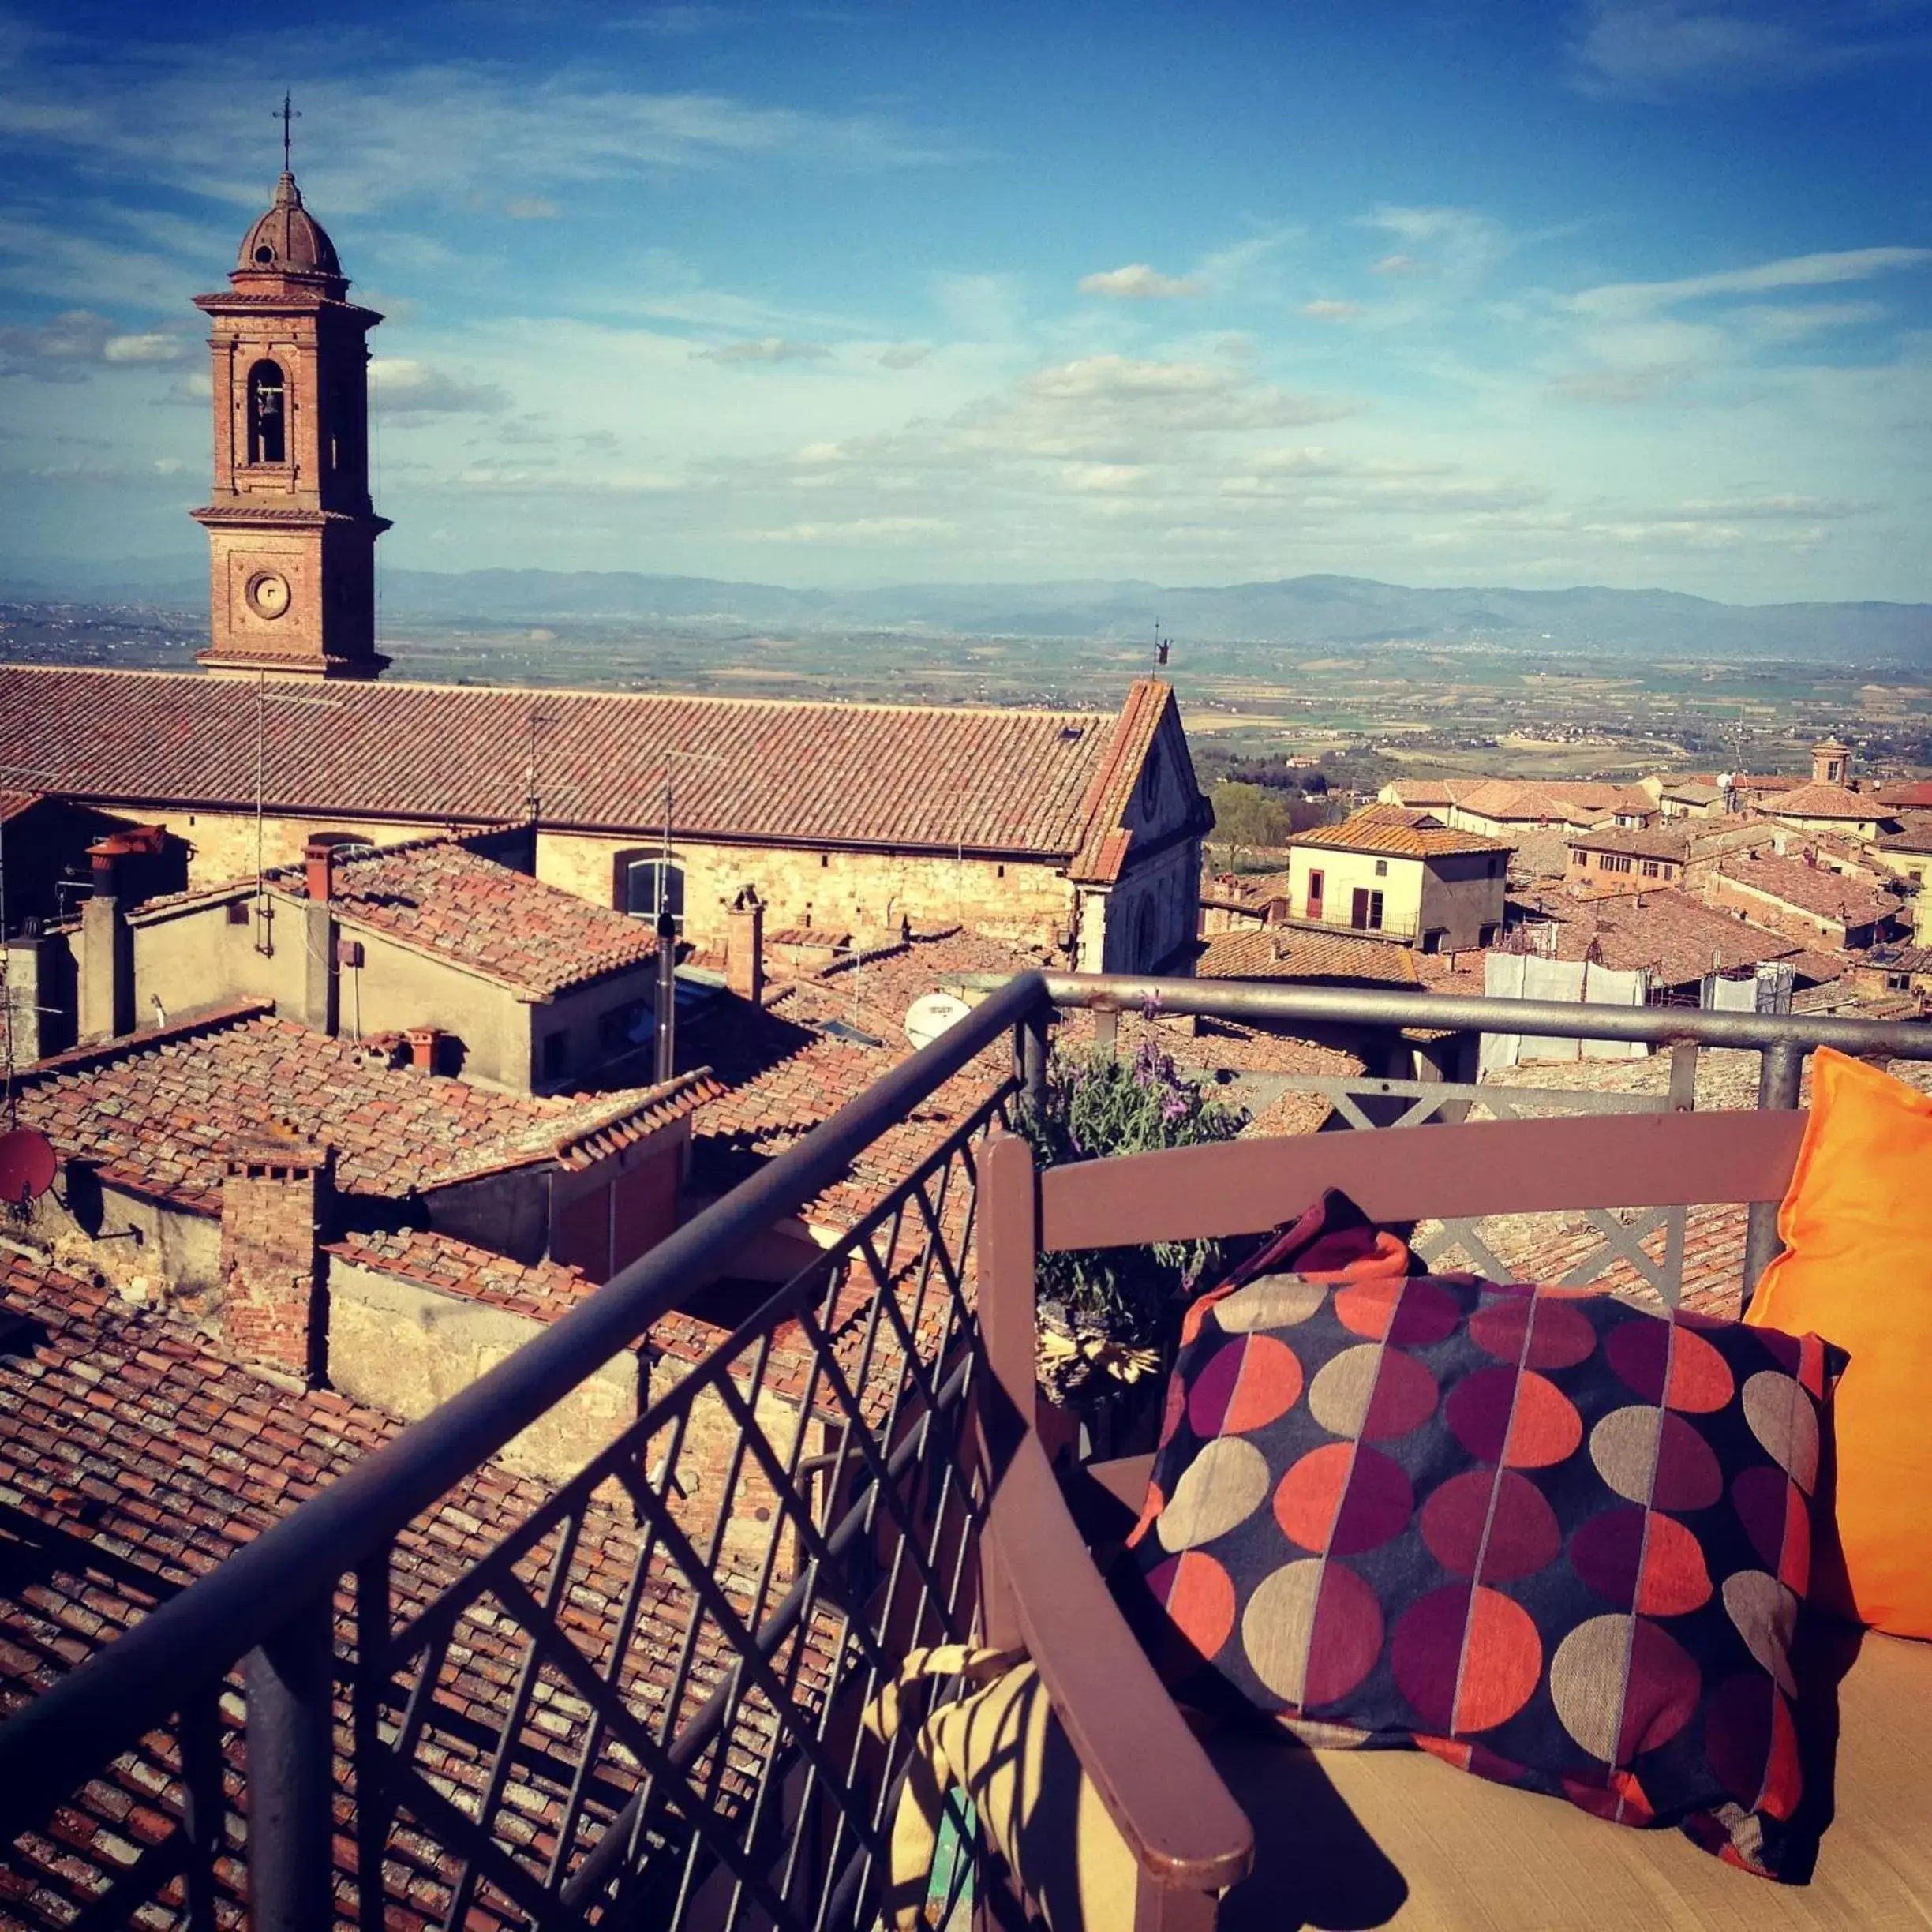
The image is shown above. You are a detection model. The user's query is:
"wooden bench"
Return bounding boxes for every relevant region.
[971,1114,1932,1930]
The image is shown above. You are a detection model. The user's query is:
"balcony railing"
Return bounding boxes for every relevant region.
[2,971,1929,1930]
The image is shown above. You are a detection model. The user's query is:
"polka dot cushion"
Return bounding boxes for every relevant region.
[1118,1271,1840,1880]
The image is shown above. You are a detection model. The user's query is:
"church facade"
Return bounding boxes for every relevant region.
[5,156,1208,975]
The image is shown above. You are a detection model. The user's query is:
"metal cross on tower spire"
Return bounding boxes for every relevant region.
[276,92,301,173]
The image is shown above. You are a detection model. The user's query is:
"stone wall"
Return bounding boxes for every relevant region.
[536,831,1076,957]
[326,1259,637,1484]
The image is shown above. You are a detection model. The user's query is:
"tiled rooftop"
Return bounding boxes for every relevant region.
[1565,824,1692,863]
[0,1252,770,1930]
[0,664,1142,860]
[1290,804,1511,860]
[1451,778,1653,825]
[1198,925,1422,986]
[1715,851,1903,926]
[1879,811,1932,855]
[294,835,661,998]
[1759,779,1883,820]
[19,1005,722,1212]
[1067,679,1189,885]
[1498,888,1800,988]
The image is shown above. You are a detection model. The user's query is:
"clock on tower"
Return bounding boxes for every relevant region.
[191,110,389,680]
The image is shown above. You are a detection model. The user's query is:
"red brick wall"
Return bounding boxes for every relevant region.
[219,1150,331,1380]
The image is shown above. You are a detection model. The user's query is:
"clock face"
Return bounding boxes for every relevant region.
[247,571,292,620]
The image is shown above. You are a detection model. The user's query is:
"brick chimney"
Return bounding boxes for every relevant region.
[725,886,765,1006]
[403,1025,444,1073]
[217,1138,335,1383]
[79,837,133,1041]
[305,833,340,904]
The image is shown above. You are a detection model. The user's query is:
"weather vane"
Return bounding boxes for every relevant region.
[276,92,301,174]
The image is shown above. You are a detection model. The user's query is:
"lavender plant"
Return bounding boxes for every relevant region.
[1015,1035,1247,1363]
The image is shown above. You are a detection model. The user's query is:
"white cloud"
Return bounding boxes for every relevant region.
[1571,246,1932,317]
[370,358,511,415]
[1568,1,1932,99]
[877,343,931,369]
[1078,264,1203,300]
[1372,253,1424,276]
[0,309,191,376]
[504,195,560,220]
[1302,299,1365,321]
[692,337,833,363]
[746,515,953,542]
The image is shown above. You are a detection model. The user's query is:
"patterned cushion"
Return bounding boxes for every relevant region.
[1118,1271,1840,1880]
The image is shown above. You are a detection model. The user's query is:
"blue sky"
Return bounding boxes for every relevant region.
[0,0,1927,601]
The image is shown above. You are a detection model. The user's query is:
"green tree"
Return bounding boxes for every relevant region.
[1210,780,1292,868]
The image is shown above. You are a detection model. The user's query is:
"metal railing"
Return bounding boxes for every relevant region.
[3,968,1930,1929]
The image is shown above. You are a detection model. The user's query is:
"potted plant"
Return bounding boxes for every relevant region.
[1015,1033,1247,1414]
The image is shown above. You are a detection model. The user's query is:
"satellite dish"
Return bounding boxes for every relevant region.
[0,1129,57,1207]
[904,991,972,1051]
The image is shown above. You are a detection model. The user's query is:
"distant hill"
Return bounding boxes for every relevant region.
[6,562,1930,661]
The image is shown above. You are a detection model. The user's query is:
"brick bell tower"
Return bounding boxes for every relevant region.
[192,103,389,679]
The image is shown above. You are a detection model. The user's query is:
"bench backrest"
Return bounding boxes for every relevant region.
[979,1110,1805,1447]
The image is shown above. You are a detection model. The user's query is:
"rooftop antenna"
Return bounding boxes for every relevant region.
[524,706,558,828]
[651,746,724,1084]
[253,674,344,953]
[276,92,301,174]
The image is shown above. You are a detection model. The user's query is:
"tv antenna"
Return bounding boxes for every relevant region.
[253,674,344,952]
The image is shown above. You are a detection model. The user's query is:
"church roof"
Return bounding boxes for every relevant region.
[234,171,343,285]
[0,665,1144,863]
[1758,780,1878,821]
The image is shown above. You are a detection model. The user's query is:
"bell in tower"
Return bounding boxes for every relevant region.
[191,103,389,679]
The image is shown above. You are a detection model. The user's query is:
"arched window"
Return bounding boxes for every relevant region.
[624,858,685,927]
[247,360,286,465]
[1133,893,1159,968]
[1140,744,1163,818]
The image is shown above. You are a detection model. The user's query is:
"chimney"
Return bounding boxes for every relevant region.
[79,837,133,1041]
[403,1025,444,1074]
[217,1138,335,1383]
[305,833,339,904]
[725,886,765,1006]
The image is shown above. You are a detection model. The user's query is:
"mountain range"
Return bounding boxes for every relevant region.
[6,564,1930,661]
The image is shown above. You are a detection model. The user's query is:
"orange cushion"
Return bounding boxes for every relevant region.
[1747,1047,1932,1640]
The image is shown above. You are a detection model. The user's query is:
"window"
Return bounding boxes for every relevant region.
[246,360,286,465]
[623,858,684,927]
[1478,922,1500,946]
[1373,859,1388,878]
[1305,868,1324,920]
[1889,973,1911,992]
[1421,928,1446,954]
[542,1032,570,1080]
[1140,746,1162,818]
[1598,852,1634,874]
[1641,859,1661,878]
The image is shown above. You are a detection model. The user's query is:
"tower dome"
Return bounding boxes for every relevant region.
[235,171,343,284]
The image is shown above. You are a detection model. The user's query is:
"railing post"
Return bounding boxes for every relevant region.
[1743,1040,1805,1299]
[1020,1003,1049,1110]
[245,1593,335,1932]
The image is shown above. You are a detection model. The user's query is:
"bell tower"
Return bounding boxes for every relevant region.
[192,103,389,679]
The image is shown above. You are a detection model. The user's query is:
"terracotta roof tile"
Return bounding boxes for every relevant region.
[1291,804,1511,860]
[19,1007,721,1210]
[1199,926,1421,986]
[1451,779,1653,825]
[1565,825,1692,863]
[1715,852,1902,926]
[1067,678,1179,885]
[1759,780,1881,820]
[0,665,1123,859]
[0,1253,796,1926]
[293,835,660,997]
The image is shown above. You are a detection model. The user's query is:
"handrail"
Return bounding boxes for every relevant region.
[1037,971,1932,1059]
[0,968,1046,1838]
